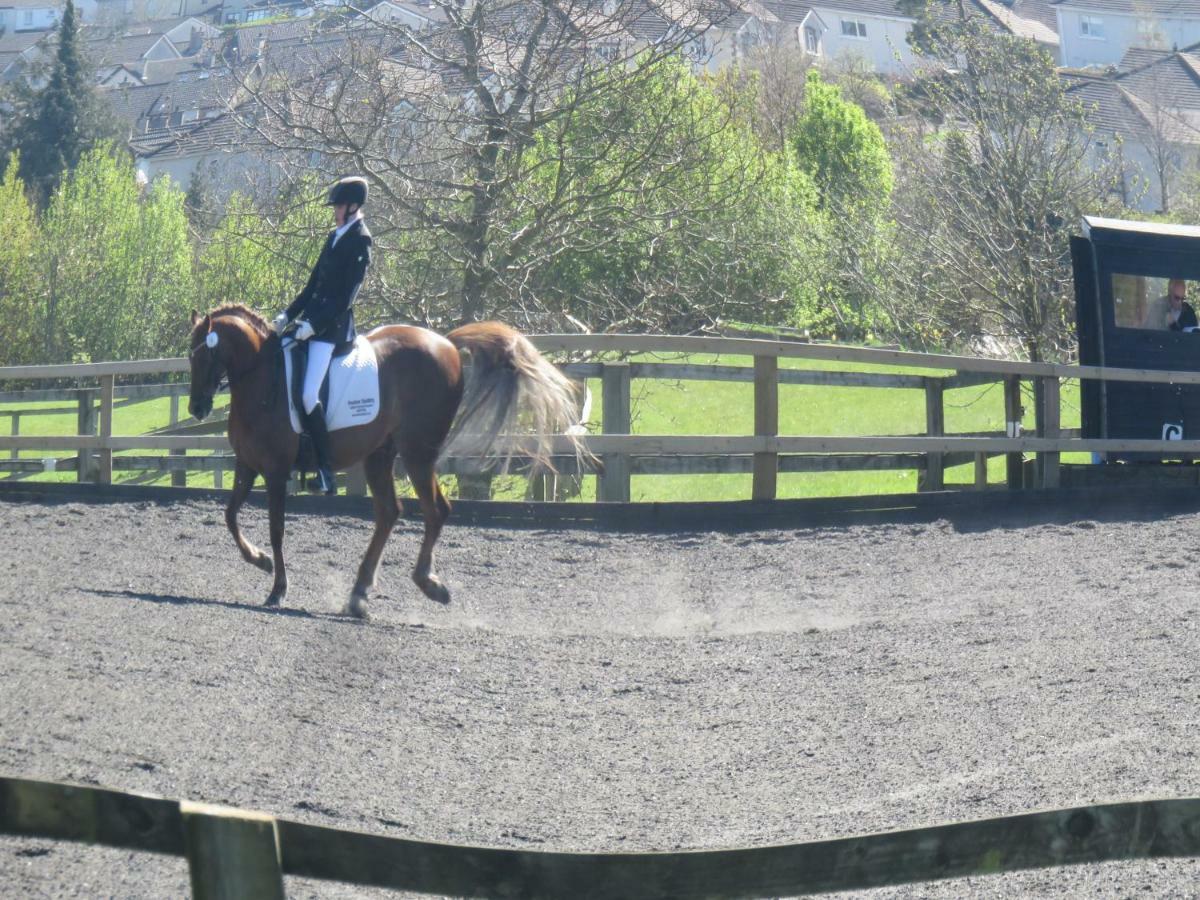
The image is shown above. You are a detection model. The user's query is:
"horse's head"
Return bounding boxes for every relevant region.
[187,311,226,421]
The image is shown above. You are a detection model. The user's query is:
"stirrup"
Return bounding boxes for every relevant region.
[306,467,335,495]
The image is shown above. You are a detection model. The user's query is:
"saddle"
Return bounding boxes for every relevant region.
[280,336,381,435]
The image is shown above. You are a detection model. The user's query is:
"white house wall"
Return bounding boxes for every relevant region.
[1058,9,1200,69]
[5,5,58,32]
[136,148,277,197]
[811,7,915,74]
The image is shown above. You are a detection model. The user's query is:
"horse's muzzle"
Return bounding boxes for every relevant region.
[189,398,212,421]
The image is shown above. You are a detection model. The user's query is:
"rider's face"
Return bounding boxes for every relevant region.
[333,203,349,227]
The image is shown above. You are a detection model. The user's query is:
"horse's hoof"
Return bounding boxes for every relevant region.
[345,592,370,620]
[255,555,273,574]
[419,577,451,605]
[264,591,284,608]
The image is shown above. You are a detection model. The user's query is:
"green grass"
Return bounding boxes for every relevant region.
[1,354,1085,501]
[500,352,1085,502]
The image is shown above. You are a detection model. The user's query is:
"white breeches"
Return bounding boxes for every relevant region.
[302,340,334,415]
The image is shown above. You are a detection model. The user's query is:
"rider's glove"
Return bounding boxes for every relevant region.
[272,313,289,335]
[294,319,315,341]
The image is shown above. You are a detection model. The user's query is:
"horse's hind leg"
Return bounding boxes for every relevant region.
[227,460,272,574]
[346,441,401,620]
[406,455,451,605]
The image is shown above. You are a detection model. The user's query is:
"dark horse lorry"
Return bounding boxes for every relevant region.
[1073,215,1200,465]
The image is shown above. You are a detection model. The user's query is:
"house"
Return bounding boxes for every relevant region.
[84,17,220,82]
[220,17,319,62]
[1065,43,1200,210]
[703,0,830,69]
[105,64,268,185]
[1055,0,1200,70]
[0,0,59,34]
[219,0,309,25]
[813,0,1057,73]
[353,0,445,30]
[0,28,48,80]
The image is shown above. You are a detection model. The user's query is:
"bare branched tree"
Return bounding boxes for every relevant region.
[851,21,1124,361]
[236,0,773,329]
[713,42,813,152]
[1119,54,1200,215]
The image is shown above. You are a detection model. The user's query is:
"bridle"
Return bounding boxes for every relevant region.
[189,321,279,405]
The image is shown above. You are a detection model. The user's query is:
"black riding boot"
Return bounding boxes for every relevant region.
[304,402,336,495]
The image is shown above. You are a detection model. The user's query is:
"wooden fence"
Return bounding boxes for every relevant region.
[3,775,1199,898]
[3,334,1200,500]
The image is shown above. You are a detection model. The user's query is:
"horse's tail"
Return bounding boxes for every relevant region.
[443,322,589,473]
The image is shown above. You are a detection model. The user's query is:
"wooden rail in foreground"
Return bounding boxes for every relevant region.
[3,776,1200,898]
[2,334,1200,499]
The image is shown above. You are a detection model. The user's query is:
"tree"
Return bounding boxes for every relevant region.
[1123,56,1186,214]
[712,44,814,153]
[240,0,759,327]
[195,187,327,317]
[792,70,892,214]
[0,155,41,365]
[790,70,893,339]
[40,147,195,362]
[15,0,114,202]
[857,21,1122,361]
[520,58,822,332]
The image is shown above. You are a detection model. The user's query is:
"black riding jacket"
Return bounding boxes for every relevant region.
[285,218,372,344]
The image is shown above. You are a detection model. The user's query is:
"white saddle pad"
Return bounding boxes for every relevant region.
[282,336,381,433]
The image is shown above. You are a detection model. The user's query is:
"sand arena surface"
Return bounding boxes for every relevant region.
[1,493,1198,898]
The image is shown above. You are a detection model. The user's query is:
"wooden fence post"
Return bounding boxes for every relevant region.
[181,801,285,900]
[752,354,778,500]
[98,375,114,485]
[1040,376,1061,489]
[169,393,186,487]
[345,462,367,497]
[9,412,18,460]
[76,389,97,482]
[974,453,988,489]
[1004,375,1023,489]
[598,362,631,502]
[919,377,945,492]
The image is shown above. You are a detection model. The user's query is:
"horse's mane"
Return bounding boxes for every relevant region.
[207,304,272,339]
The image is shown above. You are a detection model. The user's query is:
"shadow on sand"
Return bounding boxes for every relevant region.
[82,588,366,624]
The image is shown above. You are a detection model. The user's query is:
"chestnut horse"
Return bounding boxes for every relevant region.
[186,306,582,619]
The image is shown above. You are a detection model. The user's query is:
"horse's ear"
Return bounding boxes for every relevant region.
[190,310,201,327]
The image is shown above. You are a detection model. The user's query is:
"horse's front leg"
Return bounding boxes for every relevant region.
[227,460,272,574]
[264,474,289,607]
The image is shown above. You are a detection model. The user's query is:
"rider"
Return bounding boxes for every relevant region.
[273,176,373,494]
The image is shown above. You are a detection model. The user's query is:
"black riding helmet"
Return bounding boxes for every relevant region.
[327,176,367,207]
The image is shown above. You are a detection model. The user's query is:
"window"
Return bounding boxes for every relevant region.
[805,25,819,53]
[1080,15,1105,38]
[1137,18,1162,43]
[1111,274,1195,330]
[841,19,867,38]
[22,10,33,26]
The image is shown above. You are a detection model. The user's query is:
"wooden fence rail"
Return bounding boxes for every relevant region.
[0,334,1197,500]
[3,776,1200,898]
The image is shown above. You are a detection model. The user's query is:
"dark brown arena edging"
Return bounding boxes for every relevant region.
[3,480,1200,531]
